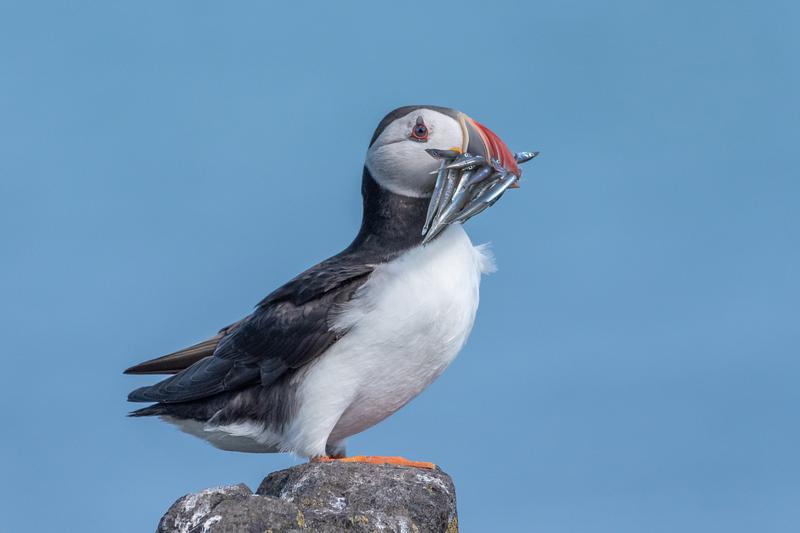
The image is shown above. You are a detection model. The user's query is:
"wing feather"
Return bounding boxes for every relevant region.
[126,252,374,404]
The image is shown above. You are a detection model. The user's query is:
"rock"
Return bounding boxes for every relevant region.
[156,462,459,533]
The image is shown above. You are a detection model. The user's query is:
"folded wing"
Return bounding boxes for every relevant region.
[126,253,375,404]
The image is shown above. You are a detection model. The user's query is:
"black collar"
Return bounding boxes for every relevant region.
[346,168,428,257]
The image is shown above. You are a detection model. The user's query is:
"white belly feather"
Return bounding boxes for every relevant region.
[170,225,495,457]
[283,225,494,457]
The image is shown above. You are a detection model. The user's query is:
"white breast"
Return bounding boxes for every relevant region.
[283,225,495,457]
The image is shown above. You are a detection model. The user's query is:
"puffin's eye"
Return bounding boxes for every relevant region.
[410,116,429,142]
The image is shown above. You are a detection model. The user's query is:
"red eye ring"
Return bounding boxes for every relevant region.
[410,116,429,141]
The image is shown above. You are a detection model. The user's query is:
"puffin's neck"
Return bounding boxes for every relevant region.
[348,168,429,255]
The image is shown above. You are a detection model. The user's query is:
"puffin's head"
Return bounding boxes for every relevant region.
[366,105,521,198]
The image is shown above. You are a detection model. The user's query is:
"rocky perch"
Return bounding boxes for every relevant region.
[157,461,459,533]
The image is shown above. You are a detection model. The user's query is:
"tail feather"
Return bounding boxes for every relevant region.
[124,335,222,375]
[128,404,167,417]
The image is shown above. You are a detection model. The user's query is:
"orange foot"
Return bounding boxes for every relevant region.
[311,455,436,469]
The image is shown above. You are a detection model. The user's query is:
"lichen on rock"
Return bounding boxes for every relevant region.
[156,462,458,533]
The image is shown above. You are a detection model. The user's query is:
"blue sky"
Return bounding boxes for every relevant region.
[1,1,798,531]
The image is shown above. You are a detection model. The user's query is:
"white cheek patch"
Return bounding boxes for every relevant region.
[367,142,438,197]
[366,109,463,198]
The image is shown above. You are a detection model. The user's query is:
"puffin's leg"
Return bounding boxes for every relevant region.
[310,455,436,469]
[337,456,436,469]
[325,440,347,459]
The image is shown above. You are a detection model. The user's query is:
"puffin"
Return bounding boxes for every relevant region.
[126,105,532,468]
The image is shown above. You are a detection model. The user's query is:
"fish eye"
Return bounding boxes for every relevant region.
[410,116,429,142]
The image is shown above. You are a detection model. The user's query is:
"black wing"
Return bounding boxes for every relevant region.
[127,253,375,404]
